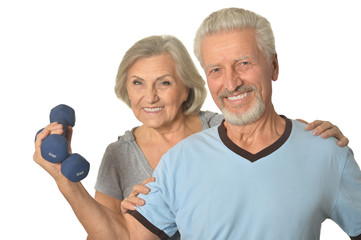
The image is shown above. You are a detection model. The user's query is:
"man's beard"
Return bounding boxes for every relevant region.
[218,85,265,126]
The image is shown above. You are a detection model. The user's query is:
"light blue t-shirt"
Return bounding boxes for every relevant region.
[132,117,361,239]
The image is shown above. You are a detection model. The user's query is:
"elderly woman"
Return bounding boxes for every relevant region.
[90,35,348,240]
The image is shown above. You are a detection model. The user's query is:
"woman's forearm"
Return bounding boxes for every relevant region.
[34,125,130,239]
[57,180,129,240]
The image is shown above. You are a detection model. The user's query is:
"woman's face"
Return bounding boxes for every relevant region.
[126,54,189,129]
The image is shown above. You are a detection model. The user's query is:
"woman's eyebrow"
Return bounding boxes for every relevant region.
[155,74,173,81]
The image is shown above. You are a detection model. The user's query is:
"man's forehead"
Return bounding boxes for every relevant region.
[201,30,260,66]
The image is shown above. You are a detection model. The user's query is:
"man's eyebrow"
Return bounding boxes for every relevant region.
[204,63,221,71]
[204,56,257,70]
[234,56,254,62]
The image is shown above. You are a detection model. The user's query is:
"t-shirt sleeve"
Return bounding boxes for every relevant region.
[94,144,124,200]
[330,149,361,239]
[131,153,177,239]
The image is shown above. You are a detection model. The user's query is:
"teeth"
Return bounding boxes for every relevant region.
[227,92,249,100]
[143,107,163,112]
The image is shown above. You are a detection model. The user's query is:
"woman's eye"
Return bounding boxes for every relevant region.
[161,81,171,86]
[132,80,142,85]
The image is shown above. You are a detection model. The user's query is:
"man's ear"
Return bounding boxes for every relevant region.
[271,53,279,82]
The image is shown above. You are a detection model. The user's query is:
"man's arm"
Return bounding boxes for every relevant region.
[329,150,361,239]
[34,123,159,240]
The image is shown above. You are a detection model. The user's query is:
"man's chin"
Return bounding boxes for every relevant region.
[221,103,265,126]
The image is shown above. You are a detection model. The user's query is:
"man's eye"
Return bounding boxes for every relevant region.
[210,68,221,74]
[236,61,253,71]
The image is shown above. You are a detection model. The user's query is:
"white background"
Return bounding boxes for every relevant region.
[1,0,360,239]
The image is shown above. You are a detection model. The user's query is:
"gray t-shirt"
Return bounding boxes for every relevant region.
[94,111,223,239]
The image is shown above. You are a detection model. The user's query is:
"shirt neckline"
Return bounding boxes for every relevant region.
[218,116,292,162]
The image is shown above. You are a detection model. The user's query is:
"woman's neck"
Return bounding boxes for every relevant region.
[135,113,201,144]
[133,113,202,170]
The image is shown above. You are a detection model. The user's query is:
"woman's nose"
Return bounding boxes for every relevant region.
[144,87,159,103]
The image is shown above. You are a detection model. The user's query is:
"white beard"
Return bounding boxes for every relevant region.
[219,86,265,126]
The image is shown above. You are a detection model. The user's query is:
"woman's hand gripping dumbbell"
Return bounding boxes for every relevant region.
[34,104,90,182]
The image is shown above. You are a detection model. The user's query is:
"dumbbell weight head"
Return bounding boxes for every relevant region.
[40,134,69,163]
[50,104,75,137]
[61,153,90,182]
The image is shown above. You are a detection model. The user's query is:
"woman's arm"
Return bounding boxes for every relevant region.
[120,178,155,214]
[33,123,157,240]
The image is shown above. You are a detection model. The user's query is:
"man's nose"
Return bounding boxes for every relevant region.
[224,68,244,92]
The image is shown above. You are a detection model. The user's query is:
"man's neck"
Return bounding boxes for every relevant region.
[223,110,286,154]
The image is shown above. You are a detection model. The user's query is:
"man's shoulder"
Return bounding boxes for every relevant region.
[164,125,220,159]
[181,124,219,145]
[289,118,350,157]
[290,119,336,143]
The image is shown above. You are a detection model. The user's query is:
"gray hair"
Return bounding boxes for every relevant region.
[194,8,276,67]
[115,35,207,115]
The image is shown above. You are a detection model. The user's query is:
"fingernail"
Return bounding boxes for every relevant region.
[320,133,327,138]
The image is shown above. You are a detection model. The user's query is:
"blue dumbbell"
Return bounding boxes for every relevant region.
[35,104,90,182]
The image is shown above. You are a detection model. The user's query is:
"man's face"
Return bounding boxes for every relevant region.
[200,29,279,126]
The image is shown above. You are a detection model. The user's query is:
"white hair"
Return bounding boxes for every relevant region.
[194,8,276,67]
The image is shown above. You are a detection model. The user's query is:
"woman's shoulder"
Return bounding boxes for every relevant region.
[117,128,137,142]
[198,110,224,129]
[105,128,138,153]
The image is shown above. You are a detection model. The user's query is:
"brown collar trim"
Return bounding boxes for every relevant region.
[218,116,292,162]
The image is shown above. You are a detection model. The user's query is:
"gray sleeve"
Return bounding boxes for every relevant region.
[95,133,154,200]
[200,111,224,129]
[94,144,124,200]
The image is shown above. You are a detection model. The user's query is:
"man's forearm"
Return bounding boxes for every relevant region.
[57,180,130,240]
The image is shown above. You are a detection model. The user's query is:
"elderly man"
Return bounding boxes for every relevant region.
[130,8,360,239]
[34,8,361,240]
